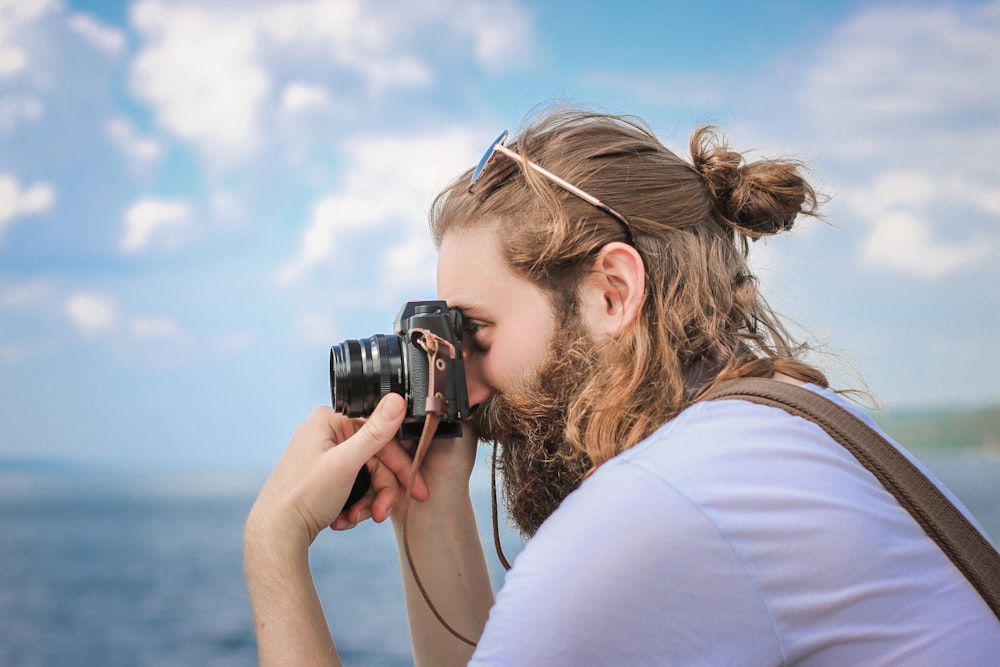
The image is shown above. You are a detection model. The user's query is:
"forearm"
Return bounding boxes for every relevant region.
[242,397,415,665]
[393,491,494,667]
[244,525,341,667]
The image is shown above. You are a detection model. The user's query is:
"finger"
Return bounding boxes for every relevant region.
[347,503,372,525]
[367,459,403,522]
[334,393,407,468]
[339,480,374,525]
[331,494,371,530]
[375,441,430,501]
[330,514,355,531]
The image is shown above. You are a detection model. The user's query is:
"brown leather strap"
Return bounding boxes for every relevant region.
[703,377,1000,622]
[402,329,478,647]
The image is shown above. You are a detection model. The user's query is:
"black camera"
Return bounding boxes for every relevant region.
[330,300,470,440]
[330,300,470,510]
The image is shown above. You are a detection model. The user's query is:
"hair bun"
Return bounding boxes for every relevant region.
[690,126,819,237]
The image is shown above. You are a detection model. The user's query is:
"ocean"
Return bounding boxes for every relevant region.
[1,449,998,667]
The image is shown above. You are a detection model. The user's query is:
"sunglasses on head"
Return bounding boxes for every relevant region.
[469,130,638,248]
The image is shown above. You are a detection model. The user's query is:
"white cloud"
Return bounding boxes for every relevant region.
[281,82,331,114]
[0,95,44,133]
[120,198,192,253]
[0,0,58,77]
[129,0,271,162]
[380,232,440,295]
[275,127,477,286]
[802,2,1000,143]
[0,173,55,243]
[260,1,432,93]
[948,180,1000,219]
[68,12,126,55]
[296,312,338,347]
[127,0,535,163]
[126,0,427,161]
[64,292,185,346]
[0,279,53,308]
[859,211,988,280]
[209,190,243,225]
[796,2,1000,279]
[130,315,180,340]
[441,0,538,72]
[0,46,25,77]
[219,330,255,355]
[846,171,994,279]
[66,291,120,336]
[106,116,163,166]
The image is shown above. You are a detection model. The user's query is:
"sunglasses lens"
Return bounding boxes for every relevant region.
[469,130,509,188]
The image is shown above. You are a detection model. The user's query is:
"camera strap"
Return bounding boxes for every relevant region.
[400,329,480,647]
[405,328,454,497]
[411,327,453,418]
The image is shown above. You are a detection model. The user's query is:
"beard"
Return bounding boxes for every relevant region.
[474,314,599,537]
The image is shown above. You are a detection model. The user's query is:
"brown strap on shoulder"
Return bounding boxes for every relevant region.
[703,377,1000,622]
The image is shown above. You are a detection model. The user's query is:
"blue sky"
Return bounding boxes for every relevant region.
[1,0,998,470]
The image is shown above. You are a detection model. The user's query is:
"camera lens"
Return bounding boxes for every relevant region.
[330,334,406,417]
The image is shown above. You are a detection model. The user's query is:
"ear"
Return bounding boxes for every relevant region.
[577,242,646,340]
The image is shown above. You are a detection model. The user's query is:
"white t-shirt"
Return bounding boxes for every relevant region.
[470,386,1000,665]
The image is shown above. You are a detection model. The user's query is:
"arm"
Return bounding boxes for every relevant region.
[243,394,414,666]
[389,427,495,666]
[243,530,338,665]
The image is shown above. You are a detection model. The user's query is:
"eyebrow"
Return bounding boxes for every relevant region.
[446,299,491,322]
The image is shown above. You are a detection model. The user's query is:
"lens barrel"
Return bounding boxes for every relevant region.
[330,334,405,417]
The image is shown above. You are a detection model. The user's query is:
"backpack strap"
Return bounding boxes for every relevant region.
[702,376,1000,622]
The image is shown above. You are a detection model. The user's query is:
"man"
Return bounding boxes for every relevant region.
[244,108,1000,665]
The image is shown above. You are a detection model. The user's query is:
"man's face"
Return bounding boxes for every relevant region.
[437,226,598,536]
[436,226,555,413]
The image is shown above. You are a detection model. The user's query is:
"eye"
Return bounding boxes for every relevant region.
[463,320,490,351]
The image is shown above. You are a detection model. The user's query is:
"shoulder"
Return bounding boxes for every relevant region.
[474,391,811,664]
[614,385,984,535]
[589,386,934,563]
[610,385,864,493]
[475,419,783,665]
[475,387,1000,665]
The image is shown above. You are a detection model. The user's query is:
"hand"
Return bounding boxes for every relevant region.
[372,419,480,531]
[414,420,481,497]
[332,417,480,531]
[245,393,428,551]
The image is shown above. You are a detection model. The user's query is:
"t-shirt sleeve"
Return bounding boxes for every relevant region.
[469,460,783,666]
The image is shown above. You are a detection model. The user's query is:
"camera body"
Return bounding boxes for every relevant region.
[330,300,470,440]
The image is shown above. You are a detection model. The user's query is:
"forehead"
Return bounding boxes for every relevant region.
[436,227,544,319]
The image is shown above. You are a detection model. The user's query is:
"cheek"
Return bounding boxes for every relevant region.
[490,330,550,391]
[463,335,539,406]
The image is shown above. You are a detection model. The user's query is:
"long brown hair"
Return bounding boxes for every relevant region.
[431,107,828,471]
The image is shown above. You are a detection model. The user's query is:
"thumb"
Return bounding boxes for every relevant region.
[341,393,407,465]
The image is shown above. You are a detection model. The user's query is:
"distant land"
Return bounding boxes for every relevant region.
[874,403,1000,453]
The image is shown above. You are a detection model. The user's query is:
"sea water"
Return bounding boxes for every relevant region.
[0,462,520,667]
[1,451,997,667]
